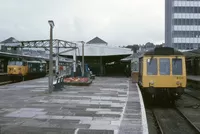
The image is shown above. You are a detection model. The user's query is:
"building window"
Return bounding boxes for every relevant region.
[174,7,200,13]
[174,19,200,25]
[173,31,200,38]
[190,44,193,49]
[174,44,178,49]
[186,44,189,49]
[178,44,181,49]
[182,44,186,50]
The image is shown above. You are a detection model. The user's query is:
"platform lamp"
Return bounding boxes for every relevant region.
[81,41,85,77]
[48,20,54,94]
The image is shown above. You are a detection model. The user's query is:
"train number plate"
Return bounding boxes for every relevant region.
[176,76,183,79]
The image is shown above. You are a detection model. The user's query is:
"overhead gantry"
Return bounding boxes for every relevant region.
[1,39,84,75]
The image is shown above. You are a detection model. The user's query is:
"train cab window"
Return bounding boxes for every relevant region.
[159,58,170,75]
[147,58,157,75]
[172,58,182,75]
[8,61,15,65]
[16,61,23,66]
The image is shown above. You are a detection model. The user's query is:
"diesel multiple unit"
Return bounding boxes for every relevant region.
[138,47,187,101]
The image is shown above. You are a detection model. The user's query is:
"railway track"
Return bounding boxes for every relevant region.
[151,108,200,134]
[184,89,200,102]
[150,109,164,134]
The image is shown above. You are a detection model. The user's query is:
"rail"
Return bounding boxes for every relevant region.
[151,108,200,134]
[151,109,164,134]
[175,107,200,133]
[185,92,200,102]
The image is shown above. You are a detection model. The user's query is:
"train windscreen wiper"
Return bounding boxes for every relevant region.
[173,56,178,65]
[149,56,154,65]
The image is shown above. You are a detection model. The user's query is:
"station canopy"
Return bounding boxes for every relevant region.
[59,37,132,56]
[60,44,132,56]
[120,52,144,62]
[183,49,200,58]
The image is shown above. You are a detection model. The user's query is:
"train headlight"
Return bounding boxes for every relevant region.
[149,80,154,86]
[176,81,181,86]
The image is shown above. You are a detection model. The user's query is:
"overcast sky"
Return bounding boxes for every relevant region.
[0,0,164,46]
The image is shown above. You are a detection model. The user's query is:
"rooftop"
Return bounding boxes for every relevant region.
[0,37,21,47]
[87,37,107,45]
[60,44,132,56]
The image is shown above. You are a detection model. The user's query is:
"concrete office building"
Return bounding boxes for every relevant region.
[166,0,200,50]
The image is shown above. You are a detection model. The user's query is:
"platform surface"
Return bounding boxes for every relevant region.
[0,73,7,75]
[0,77,147,134]
[187,75,200,82]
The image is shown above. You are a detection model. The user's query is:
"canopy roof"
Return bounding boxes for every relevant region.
[60,44,132,56]
[183,49,200,58]
[87,37,107,45]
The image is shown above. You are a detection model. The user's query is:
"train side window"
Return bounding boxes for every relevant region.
[172,59,182,75]
[8,61,15,65]
[147,58,157,75]
[159,58,170,75]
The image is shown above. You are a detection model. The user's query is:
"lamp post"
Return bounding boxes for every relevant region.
[48,20,54,93]
[81,41,85,77]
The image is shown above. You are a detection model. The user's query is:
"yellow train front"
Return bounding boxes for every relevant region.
[7,58,47,81]
[138,47,186,101]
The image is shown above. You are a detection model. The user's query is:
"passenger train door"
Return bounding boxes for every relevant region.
[23,61,28,76]
[138,57,143,85]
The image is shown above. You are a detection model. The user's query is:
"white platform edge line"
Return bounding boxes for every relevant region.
[136,83,149,134]
[74,128,79,134]
[117,80,129,134]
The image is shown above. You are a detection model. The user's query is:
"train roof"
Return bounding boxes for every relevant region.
[143,47,183,56]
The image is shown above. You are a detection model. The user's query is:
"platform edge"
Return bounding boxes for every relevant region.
[136,83,149,134]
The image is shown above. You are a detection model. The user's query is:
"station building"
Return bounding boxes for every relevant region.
[165,0,200,50]
[61,37,132,76]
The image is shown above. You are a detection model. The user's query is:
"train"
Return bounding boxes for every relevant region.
[7,58,47,81]
[138,47,187,102]
[7,57,73,81]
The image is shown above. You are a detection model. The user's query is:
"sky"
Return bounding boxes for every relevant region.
[0,0,164,46]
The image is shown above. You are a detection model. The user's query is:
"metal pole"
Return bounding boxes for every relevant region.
[56,41,59,75]
[48,20,54,94]
[73,47,76,77]
[82,42,85,77]
[100,56,102,76]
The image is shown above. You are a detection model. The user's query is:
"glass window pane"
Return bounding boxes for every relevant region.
[8,61,15,65]
[147,58,157,75]
[131,61,139,72]
[16,61,23,66]
[159,58,170,75]
[172,59,182,75]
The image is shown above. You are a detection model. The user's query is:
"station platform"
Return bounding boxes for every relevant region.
[0,77,148,134]
[187,75,200,82]
[187,75,200,89]
[0,73,7,75]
